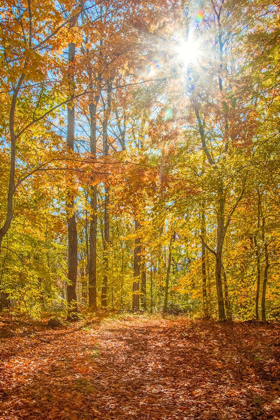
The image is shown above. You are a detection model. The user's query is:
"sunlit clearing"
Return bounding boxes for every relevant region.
[175,37,201,68]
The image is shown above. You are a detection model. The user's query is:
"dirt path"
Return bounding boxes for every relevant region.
[0,317,279,419]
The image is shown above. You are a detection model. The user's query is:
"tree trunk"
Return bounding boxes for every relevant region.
[85,208,89,277]
[255,238,261,320]
[150,262,154,314]
[66,42,78,321]
[89,185,97,310]
[261,242,269,322]
[222,263,232,320]
[141,266,147,311]
[88,97,99,311]
[201,202,208,318]
[101,185,109,309]
[260,192,269,322]
[255,190,262,320]
[215,251,226,321]
[67,209,78,320]
[133,220,141,311]
[215,186,226,321]
[0,74,25,255]
[163,235,173,313]
[101,81,112,309]
[120,249,124,311]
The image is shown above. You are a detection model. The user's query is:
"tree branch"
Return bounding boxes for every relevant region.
[199,235,217,256]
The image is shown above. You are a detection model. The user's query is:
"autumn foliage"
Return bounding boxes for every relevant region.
[1,317,280,419]
[0,0,279,322]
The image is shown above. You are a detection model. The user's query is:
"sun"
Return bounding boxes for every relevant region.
[175,36,201,68]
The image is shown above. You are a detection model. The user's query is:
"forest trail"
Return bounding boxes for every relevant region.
[0,317,280,419]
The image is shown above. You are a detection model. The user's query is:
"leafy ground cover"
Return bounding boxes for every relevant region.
[0,316,279,419]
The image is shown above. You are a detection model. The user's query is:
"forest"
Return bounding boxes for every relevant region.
[0,0,279,323]
[0,0,279,418]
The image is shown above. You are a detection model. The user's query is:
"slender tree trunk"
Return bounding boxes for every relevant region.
[201,201,208,318]
[0,74,25,255]
[88,96,99,311]
[120,249,124,311]
[133,220,141,311]
[0,134,15,253]
[111,288,115,310]
[67,212,78,320]
[163,235,173,313]
[101,184,109,309]
[0,248,10,309]
[85,208,89,277]
[206,249,210,298]
[132,219,147,311]
[259,191,269,322]
[215,186,226,321]
[261,242,269,322]
[150,262,154,314]
[215,251,226,321]
[222,263,232,320]
[66,42,78,321]
[81,252,87,304]
[254,190,262,320]
[194,105,226,321]
[255,236,261,320]
[141,266,147,311]
[0,244,9,310]
[89,184,97,310]
[83,205,89,304]
[101,81,112,310]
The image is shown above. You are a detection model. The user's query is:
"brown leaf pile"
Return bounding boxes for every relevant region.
[0,317,279,419]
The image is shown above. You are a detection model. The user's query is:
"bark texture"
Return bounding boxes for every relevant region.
[66,42,78,321]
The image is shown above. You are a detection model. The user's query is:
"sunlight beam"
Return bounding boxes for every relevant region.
[175,36,201,68]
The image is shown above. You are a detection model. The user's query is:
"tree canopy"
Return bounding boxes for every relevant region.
[0,0,279,322]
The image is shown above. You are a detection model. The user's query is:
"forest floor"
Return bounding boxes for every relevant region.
[0,316,280,420]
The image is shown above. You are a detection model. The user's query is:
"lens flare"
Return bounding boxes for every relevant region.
[175,36,201,68]
[196,10,204,22]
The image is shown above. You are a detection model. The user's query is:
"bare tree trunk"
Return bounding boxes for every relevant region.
[201,201,208,318]
[163,235,173,313]
[0,75,24,309]
[101,184,109,309]
[66,42,78,321]
[262,243,269,322]
[215,186,226,321]
[67,212,78,320]
[120,249,124,311]
[259,192,269,322]
[132,219,147,312]
[101,82,111,309]
[0,244,9,310]
[150,262,154,314]
[88,93,99,311]
[81,250,87,304]
[133,220,141,311]
[0,74,25,254]
[85,208,89,277]
[195,4,228,321]
[222,263,232,320]
[215,252,226,321]
[141,266,147,311]
[89,184,97,310]
[194,105,226,321]
[254,189,261,320]
[255,237,261,320]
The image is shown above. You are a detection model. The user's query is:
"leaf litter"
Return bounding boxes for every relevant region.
[0,317,279,419]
